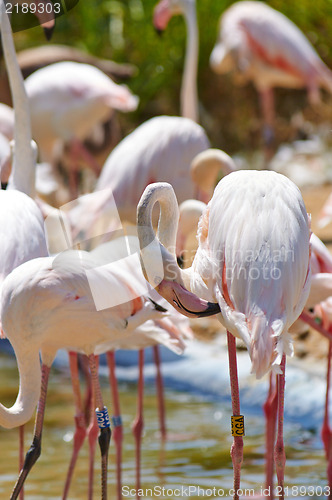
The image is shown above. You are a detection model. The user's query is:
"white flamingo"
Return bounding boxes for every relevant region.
[24,61,138,199]
[137,170,311,499]
[153,0,198,122]
[210,1,332,147]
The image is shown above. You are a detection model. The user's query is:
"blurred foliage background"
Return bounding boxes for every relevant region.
[9,0,332,153]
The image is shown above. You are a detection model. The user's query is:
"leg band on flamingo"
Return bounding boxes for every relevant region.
[112,415,123,427]
[96,407,111,429]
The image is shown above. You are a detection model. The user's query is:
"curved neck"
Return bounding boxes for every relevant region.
[137,182,190,287]
[191,149,236,196]
[0,2,35,197]
[181,2,198,122]
[0,342,41,428]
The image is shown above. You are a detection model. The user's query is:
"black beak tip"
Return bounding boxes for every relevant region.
[199,301,221,318]
[43,25,55,41]
[177,255,184,268]
[154,27,164,37]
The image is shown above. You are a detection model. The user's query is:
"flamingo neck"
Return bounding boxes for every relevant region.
[0,344,41,428]
[181,2,199,122]
[137,182,192,289]
[0,3,36,197]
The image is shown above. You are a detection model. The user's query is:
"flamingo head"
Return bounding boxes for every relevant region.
[153,0,192,32]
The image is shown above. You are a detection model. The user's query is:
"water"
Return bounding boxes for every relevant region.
[0,339,329,500]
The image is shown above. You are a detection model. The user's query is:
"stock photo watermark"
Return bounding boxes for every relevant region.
[121,485,331,497]
[4,0,79,32]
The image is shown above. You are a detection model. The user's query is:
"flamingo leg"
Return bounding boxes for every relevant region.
[263,372,278,499]
[106,351,123,500]
[62,352,87,500]
[70,138,101,176]
[153,345,167,440]
[259,87,275,160]
[299,310,332,488]
[132,349,145,498]
[227,331,244,500]
[87,354,111,500]
[274,355,286,500]
[86,355,100,500]
[18,426,24,500]
[10,364,51,500]
[68,139,80,199]
[322,342,332,489]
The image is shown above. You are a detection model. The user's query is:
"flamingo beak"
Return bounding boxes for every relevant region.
[153,0,172,32]
[43,25,54,40]
[157,279,220,318]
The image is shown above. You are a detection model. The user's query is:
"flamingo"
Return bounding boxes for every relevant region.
[24,61,139,199]
[10,1,55,39]
[210,1,332,149]
[60,234,193,500]
[291,234,332,490]
[137,170,311,499]
[0,4,49,499]
[65,117,235,245]
[153,0,198,122]
[0,230,203,499]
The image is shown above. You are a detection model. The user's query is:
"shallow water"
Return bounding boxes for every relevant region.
[0,347,329,500]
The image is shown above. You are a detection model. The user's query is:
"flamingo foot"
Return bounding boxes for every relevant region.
[10,436,41,500]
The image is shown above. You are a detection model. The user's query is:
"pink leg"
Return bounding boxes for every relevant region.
[106,351,123,500]
[153,345,167,440]
[274,355,286,500]
[78,354,93,426]
[301,310,332,488]
[263,373,278,499]
[87,354,111,500]
[10,364,51,500]
[227,331,244,500]
[18,426,24,500]
[299,312,332,342]
[63,352,87,500]
[259,87,275,160]
[70,138,101,176]
[132,350,145,498]
[322,342,332,489]
[86,356,99,500]
[68,141,80,200]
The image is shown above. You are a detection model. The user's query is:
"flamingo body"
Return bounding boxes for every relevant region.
[0,190,47,285]
[96,116,208,216]
[195,170,311,377]
[0,242,190,428]
[25,61,138,163]
[138,170,311,379]
[210,1,332,99]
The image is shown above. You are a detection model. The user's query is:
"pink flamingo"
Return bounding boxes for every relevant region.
[24,61,138,199]
[66,119,235,244]
[293,234,332,491]
[61,235,193,500]
[153,0,199,122]
[137,170,311,499]
[0,236,204,499]
[210,1,332,149]
[0,4,51,499]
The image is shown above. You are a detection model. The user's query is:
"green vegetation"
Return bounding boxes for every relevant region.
[12,0,332,151]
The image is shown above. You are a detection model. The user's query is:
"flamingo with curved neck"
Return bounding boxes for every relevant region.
[154,0,198,122]
[137,171,311,497]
